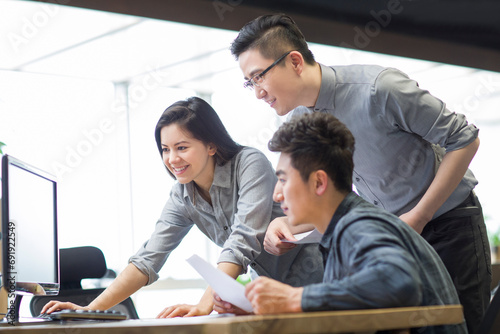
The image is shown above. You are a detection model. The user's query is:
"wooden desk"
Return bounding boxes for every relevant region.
[0,305,464,334]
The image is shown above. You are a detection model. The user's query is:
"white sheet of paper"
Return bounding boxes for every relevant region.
[281,228,323,244]
[186,254,253,313]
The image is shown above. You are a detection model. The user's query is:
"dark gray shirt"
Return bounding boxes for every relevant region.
[130,147,323,286]
[302,192,467,334]
[292,64,479,218]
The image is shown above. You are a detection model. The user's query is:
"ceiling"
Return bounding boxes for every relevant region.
[30,0,500,73]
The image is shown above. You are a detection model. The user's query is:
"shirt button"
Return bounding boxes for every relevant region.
[374,201,379,205]
[223,226,228,230]
[355,177,360,182]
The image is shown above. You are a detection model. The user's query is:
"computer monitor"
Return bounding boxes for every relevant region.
[1,155,59,321]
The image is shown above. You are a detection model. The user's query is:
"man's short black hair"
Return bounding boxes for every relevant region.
[231,13,315,65]
[268,113,355,192]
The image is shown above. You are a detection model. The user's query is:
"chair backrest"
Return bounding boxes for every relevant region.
[478,286,500,334]
[29,246,139,319]
[59,246,107,289]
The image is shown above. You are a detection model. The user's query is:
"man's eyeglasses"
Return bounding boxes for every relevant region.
[243,51,292,90]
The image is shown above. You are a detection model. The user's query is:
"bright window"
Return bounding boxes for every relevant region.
[1,0,499,318]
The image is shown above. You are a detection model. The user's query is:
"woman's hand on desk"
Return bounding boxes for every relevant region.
[156,304,211,318]
[41,300,89,314]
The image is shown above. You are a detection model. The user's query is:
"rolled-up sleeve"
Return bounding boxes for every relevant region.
[374,68,479,152]
[129,187,194,285]
[217,149,281,270]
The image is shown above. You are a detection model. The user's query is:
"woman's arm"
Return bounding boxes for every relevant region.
[213,149,291,314]
[217,149,283,267]
[88,263,149,310]
[42,188,195,316]
[156,262,242,318]
[41,263,148,314]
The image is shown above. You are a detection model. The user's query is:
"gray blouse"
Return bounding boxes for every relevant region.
[130,147,323,286]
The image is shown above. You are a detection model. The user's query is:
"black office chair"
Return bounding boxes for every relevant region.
[477,285,500,334]
[29,246,139,319]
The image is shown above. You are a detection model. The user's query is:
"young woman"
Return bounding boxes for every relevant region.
[42,97,323,318]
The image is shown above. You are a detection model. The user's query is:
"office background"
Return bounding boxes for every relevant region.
[0,0,499,317]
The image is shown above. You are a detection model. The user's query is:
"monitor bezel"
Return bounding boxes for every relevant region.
[1,154,60,297]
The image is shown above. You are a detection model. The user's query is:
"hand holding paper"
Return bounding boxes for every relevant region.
[186,255,253,313]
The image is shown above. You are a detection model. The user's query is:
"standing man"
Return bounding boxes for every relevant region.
[230,14,489,333]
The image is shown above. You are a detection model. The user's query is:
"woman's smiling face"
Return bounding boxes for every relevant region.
[160,123,216,188]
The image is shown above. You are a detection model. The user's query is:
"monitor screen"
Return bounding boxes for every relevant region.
[1,155,59,297]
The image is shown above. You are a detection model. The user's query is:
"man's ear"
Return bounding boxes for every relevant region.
[312,170,328,196]
[289,51,304,75]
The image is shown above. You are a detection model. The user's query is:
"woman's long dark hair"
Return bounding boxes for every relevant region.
[154,96,243,179]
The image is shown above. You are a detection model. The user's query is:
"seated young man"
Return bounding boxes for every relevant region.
[215,113,467,333]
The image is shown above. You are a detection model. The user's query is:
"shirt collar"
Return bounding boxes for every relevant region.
[314,63,337,112]
[182,160,232,200]
[320,191,359,249]
[211,160,232,188]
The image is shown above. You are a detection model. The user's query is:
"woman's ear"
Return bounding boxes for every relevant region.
[208,144,217,156]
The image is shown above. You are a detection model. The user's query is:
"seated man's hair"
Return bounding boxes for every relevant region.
[268,113,355,192]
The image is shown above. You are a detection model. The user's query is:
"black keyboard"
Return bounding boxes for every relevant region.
[39,309,127,320]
